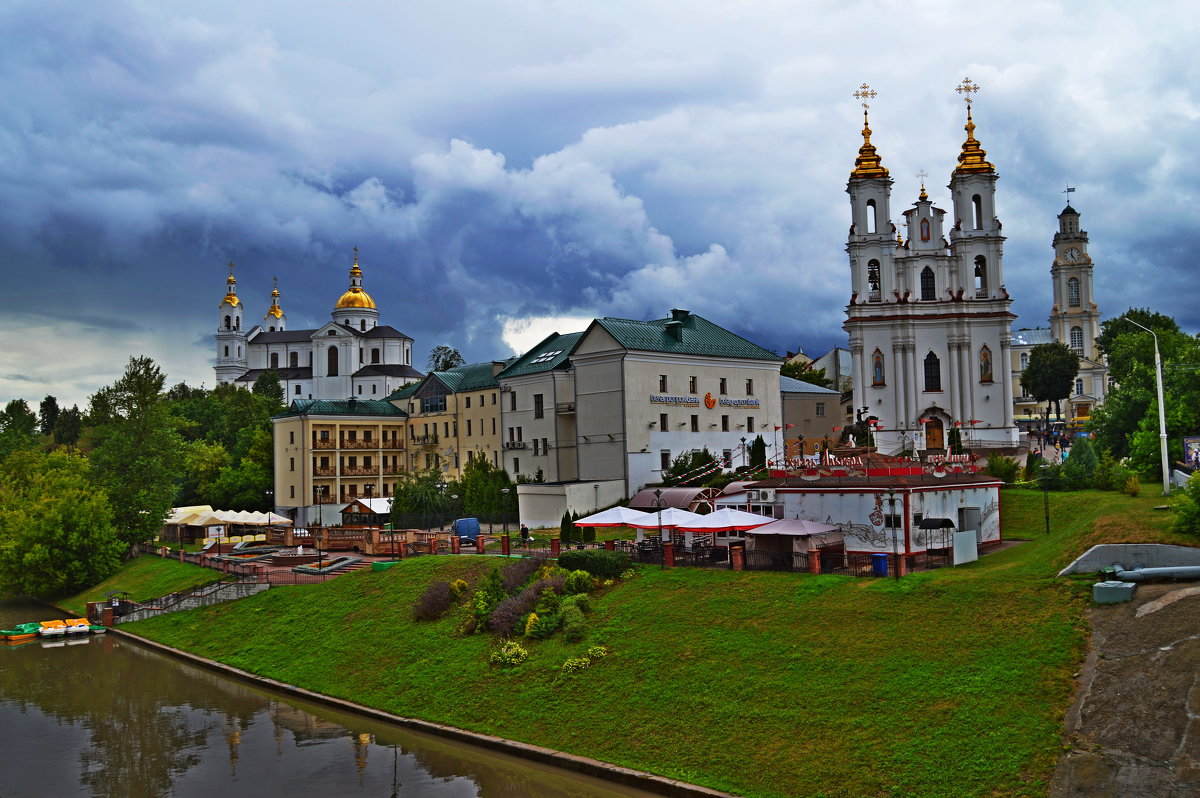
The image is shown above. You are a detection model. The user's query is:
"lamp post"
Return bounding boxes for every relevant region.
[500,487,511,534]
[884,490,900,580]
[1040,462,1052,538]
[653,488,665,569]
[1126,318,1171,496]
[741,437,748,468]
[388,495,396,560]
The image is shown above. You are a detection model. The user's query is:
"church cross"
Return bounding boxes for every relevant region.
[955,77,981,104]
[853,83,877,109]
[227,261,235,277]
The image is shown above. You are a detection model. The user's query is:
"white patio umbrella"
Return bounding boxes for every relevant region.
[574,507,654,527]
[675,508,775,532]
[628,507,705,542]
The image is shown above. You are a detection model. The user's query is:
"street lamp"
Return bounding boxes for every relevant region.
[653,488,665,569]
[500,487,511,535]
[884,490,900,580]
[387,495,396,560]
[741,437,748,468]
[1125,318,1171,496]
[1040,462,1051,538]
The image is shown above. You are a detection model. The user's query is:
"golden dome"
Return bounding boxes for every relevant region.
[954,106,994,175]
[266,276,284,318]
[221,261,241,306]
[850,107,889,179]
[334,287,376,309]
[221,292,241,308]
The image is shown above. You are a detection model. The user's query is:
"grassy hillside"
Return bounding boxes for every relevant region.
[56,555,217,616]
[125,488,1181,798]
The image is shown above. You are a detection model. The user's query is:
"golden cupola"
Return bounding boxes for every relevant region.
[333,250,377,310]
[952,78,995,175]
[849,105,889,179]
[265,276,285,320]
[220,261,241,308]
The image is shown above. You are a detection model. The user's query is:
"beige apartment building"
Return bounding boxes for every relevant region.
[398,362,505,479]
[271,398,409,525]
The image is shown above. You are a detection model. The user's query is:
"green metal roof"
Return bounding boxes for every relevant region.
[593,312,781,361]
[384,381,421,401]
[496,331,584,379]
[430,361,504,393]
[273,398,408,419]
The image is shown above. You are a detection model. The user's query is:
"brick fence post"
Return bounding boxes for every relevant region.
[476,536,486,555]
[663,541,675,568]
[179,549,185,563]
[501,535,511,556]
[550,538,561,557]
[808,549,821,575]
[604,540,615,551]
[451,536,460,555]
[731,545,744,572]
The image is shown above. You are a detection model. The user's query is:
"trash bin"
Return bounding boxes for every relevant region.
[871,552,889,577]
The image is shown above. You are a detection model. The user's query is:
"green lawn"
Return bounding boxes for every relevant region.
[56,555,217,616]
[124,488,1183,798]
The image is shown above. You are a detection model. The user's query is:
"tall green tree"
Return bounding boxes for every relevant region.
[1096,308,1179,361]
[750,435,767,469]
[780,360,834,389]
[53,405,83,447]
[0,399,38,458]
[0,448,124,597]
[1020,342,1079,422]
[88,357,184,546]
[38,395,60,437]
[251,370,285,406]
[427,345,465,372]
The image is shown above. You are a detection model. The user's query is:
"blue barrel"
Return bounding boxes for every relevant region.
[871,552,889,577]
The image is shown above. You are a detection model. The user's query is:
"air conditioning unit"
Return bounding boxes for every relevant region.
[748,489,776,502]
[504,440,527,450]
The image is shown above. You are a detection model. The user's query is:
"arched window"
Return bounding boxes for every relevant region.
[1067,277,1080,307]
[1070,326,1084,351]
[289,352,298,368]
[867,260,881,301]
[268,325,275,332]
[224,346,229,357]
[974,255,988,298]
[920,218,930,241]
[270,352,279,369]
[979,345,993,383]
[972,194,983,229]
[234,316,240,330]
[872,349,885,386]
[327,346,339,377]
[920,267,936,300]
[371,348,381,364]
[360,319,366,331]
[866,199,878,234]
[224,315,231,330]
[924,352,942,392]
[1020,352,1029,370]
[1075,378,1084,395]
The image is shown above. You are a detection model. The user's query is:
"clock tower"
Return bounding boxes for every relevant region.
[1049,204,1106,414]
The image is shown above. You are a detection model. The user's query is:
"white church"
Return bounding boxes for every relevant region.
[843,82,1019,454]
[214,251,424,400]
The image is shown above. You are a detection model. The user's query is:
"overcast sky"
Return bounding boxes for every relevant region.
[1,1,1196,408]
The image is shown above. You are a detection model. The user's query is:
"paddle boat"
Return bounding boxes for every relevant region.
[2,619,107,642]
[1,622,42,643]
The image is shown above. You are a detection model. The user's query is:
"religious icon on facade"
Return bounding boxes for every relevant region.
[872,349,885,386]
[979,345,993,383]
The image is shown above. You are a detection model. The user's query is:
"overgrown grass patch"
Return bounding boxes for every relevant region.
[56,555,216,615]
[124,489,1191,797]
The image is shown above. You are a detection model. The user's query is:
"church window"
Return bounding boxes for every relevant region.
[270,353,279,369]
[289,352,298,368]
[234,317,240,330]
[972,195,983,229]
[920,267,936,301]
[357,385,363,395]
[974,256,988,298]
[371,347,380,364]
[224,346,229,357]
[308,352,313,366]
[866,199,878,234]
[867,260,881,302]
[923,352,942,392]
[328,330,337,336]
[1070,326,1084,352]
[920,218,930,242]
[872,349,885,386]
[1075,378,1084,395]
[979,346,993,383]
[224,315,231,330]
[294,384,301,395]
[328,346,339,376]
[359,348,364,364]
[1020,352,1028,370]
[269,326,275,332]
[1067,277,1080,307]
[237,346,241,357]
[360,320,366,331]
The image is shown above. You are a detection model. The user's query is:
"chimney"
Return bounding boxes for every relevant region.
[670,308,690,323]
[665,320,684,341]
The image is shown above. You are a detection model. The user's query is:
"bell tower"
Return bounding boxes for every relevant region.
[1049,200,1106,413]
[215,261,248,383]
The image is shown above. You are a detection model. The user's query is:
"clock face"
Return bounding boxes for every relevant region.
[1063,247,1081,263]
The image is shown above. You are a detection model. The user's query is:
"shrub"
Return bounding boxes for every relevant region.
[564,569,595,595]
[501,558,540,593]
[471,568,507,630]
[490,577,562,635]
[412,581,454,621]
[560,593,590,613]
[619,569,637,581]
[1093,450,1119,491]
[561,605,587,642]
[1123,475,1142,496]
[523,612,540,636]
[985,455,1020,484]
[1173,473,1200,534]
[1023,451,1043,484]
[1063,437,1098,489]
[527,613,560,639]
[557,549,631,579]
[490,640,529,668]
[449,579,469,600]
[587,644,608,659]
[560,656,591,675]
[534,589,561,615]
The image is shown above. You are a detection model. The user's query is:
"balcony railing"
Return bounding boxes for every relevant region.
[503,440,527,450]
[383,465,403,475]
[413,434,438,446]
[342,465,380,476]
[340,439,375,449]
[313,439,336,449]
[380,439,404,449]
[555,402,575,414]
[312,493,339,504]
[313,467,337,477]
[975,288,988,298]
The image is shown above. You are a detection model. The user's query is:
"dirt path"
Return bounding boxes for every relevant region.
[1051,582,1200,797]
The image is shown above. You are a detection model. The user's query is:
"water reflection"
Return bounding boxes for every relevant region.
[0,601,650,798]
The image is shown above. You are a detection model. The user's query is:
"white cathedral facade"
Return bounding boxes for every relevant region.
[843,90,1019,454]
[214,253,423,400]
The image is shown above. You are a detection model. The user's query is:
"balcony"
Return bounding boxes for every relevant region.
[503,440,527,450]
[340,439,376,449]
[313,439,336,449]
[312,493,339,504]
[413,434,438,446]
[382,465,403,475]
[975,288,988,299]
[313,467,337,477]
[342,465,380,477]
[380,439,404,449]
[555,402,575,414]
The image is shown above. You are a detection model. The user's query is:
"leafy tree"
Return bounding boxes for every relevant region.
[1020,342,1079,422]
[392,468,452,525]
[427,345,465,372]
[948,426,964,456]
[87,357,184,546]
[1096,308,1178,361]
[177,440,231,505]
[251,370,285,406]
[54,405,83,447]
[0,399,38,458]
[1173,472,1200,535]
[38,395,60,437]
[1063,436,1098,488]
[0,449,124,597]
[780,360,834,389]
[664,447,718,483]
[459,455,515,525]
[750,435,767,469]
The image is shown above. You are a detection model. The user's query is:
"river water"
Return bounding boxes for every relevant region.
[0,600,655,798]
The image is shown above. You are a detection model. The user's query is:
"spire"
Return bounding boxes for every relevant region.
[334,246,377,310]
[917,170,929,201]
[266,276,284,319]
[953,77,994,175]
[850,83,889,179]
[220,261,241,307]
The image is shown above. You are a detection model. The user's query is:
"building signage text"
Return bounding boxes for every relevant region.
[718,398,761,407]
[650,394,700,406]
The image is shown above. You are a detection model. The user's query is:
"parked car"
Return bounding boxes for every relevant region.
[452,517,482,542]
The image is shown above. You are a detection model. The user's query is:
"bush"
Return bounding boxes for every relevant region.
[1063,437,1098,489]
[561,605,587,642]
[564,569,595,595]
[619,568,637,580]
[985,455,1020,484]
[489,576,563,635]
[1093,450,1119,491]
[557,549,631,579]
[501,558,540,593]
[449,579,469,600]
[1024,451,1043,484]
[471,568,507,630]
[560,593,590,613]
[412,581,454,621]
[1123,475,1141,496]
[523,612,540,636]
[527,612,560,639]
[560,656,592,675]
[490,640,529,667]
[1173,473,1200,534]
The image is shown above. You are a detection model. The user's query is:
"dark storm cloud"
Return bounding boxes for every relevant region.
[0,1,1196,405]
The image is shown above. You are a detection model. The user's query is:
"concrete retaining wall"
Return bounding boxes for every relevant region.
[1058,543,1200,576]
[116,582,269,624]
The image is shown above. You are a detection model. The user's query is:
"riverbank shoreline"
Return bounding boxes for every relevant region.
[45,594,734,798]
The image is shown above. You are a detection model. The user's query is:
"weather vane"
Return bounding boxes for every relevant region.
[956,77,981,105]
[1063,185,1076,201]
[853,83,877,109]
